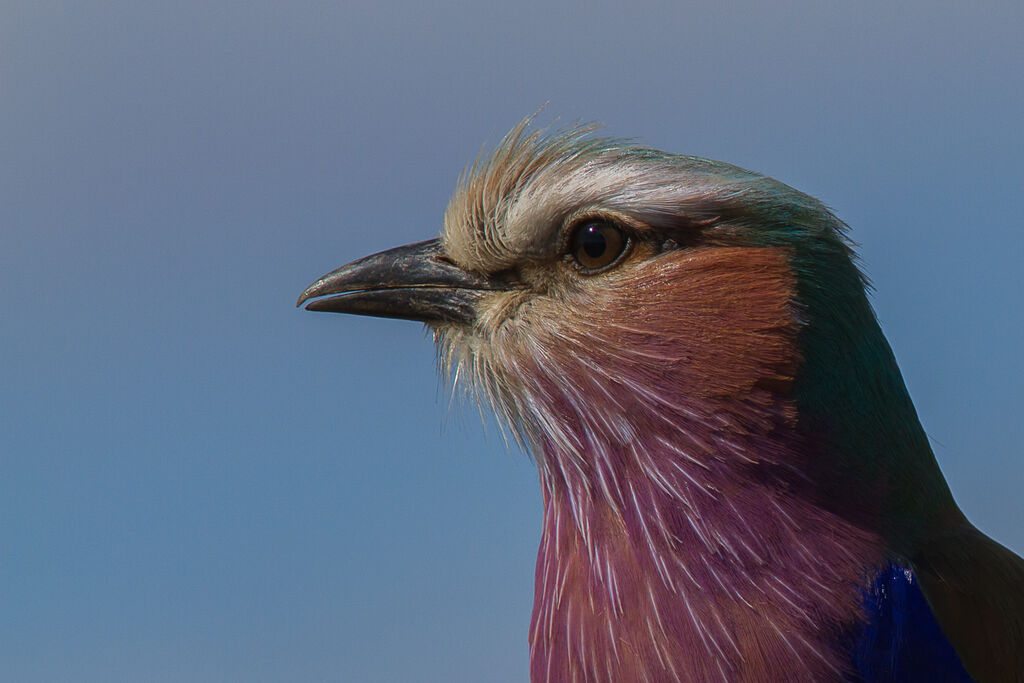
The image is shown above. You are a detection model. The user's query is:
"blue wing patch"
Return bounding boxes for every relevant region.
[851,563,974,682]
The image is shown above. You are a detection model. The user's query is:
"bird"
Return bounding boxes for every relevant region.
[297,119,1024,682]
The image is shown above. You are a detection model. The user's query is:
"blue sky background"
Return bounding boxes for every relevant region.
[2,1,1021,681]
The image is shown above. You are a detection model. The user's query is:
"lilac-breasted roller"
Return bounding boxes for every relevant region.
[298,120,1024,682]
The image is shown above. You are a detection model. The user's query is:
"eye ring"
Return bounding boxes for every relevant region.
[568,221,631,273]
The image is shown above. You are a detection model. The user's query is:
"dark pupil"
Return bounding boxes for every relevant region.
[581,225,607,258]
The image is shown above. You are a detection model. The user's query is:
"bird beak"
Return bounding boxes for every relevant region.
[296,238,499,325]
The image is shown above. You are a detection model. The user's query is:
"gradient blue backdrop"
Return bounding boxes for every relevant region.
[2,2,1021,681]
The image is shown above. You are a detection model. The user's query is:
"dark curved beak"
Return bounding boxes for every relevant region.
[296,239,500,325]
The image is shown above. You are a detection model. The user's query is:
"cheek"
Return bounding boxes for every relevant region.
[540,247,803,399]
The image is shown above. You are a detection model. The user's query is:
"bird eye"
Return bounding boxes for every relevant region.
[570,221,629,272]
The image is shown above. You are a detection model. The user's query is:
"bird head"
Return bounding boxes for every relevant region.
[298,119,950,533]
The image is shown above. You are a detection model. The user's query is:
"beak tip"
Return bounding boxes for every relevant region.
[296,283,322,308]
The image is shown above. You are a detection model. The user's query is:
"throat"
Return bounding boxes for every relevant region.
[528,439,884,683]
